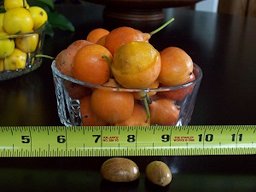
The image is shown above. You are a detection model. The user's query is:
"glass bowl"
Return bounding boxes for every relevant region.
[51,61,202,126]
[0,29,45,81]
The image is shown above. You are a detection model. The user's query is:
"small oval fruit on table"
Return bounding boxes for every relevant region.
[100,157,140,182]
[0,0,48,81]
[51,21,202,126]
[145,161,172,187]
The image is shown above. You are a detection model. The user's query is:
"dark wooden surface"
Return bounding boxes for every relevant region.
[1,3,256,191]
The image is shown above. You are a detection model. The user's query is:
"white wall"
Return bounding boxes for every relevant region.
[195,0,219,13]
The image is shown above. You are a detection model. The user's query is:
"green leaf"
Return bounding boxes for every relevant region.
[48,11,75,32]
[44,22,54,37]
[27,0,54,10]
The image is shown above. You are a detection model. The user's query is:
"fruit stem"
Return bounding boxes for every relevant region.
[149,17,175,36]
[102,55,112,65]
[141,91,151,123]
[35,54,55,60]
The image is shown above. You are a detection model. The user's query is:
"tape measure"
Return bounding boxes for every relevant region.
[0,125,256,157]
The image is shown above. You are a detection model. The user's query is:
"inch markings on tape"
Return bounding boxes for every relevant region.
[0,125,256,157]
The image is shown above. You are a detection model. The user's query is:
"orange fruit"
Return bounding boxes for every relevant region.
[55,49,72,76]
[86,28,110,43]
[80,95,107,126]
[64,82,92,100]
[104,26,150,55]
[150,98,180,125]
[90,81,134,124]
[158,47,193,86]
[115,103,149,126]
[67,39,92,52]
[72,44,112,84]
[96,34,107,46]
[55,40,92,77]
[158,73,195,101]
[111,41,161,88]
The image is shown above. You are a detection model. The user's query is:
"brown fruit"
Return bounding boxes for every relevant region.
[146,161,172,187]
[101,157,140,182]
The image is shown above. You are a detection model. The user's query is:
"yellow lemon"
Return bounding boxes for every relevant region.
[0,59,4,72]
[29,6,48,30]
[4,0,29,10]
[0,13,4,32]
[4,48,27,70]
[15,33,39,53]
[3,8,34,35]
[0,32,15,59]
[111,41,161,88]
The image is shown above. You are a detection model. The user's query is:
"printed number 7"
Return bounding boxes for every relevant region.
[93,135,101,143]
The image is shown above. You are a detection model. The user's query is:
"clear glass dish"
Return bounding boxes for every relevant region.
[51,61,202,126]
[0,29,45,81]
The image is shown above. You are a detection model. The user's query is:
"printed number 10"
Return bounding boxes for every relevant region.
[198,134,213,142]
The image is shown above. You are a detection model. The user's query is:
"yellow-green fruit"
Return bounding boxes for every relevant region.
[112,41,161,88]
[4,0,29,10]
[15,34,39,53]
[0,13,4,32]
[4,48,27,70]
[0,59,4,72]
[29,6,48,30]
[3,8,34,35]
[0,32,15,59]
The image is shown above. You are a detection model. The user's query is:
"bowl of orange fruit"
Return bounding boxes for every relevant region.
[51,19,202,126]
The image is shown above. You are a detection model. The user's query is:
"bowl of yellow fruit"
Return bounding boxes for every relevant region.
[0,0,48,80]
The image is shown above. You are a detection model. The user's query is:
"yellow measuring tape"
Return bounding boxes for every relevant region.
[0,125,256,157]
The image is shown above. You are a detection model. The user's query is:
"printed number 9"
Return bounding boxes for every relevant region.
[161,134,170,142]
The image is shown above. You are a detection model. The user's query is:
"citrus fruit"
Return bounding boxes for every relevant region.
[67,39,92,51]
[80,95,107,126]
[115,103,149,126]
[55,40,92,77]
[4,0,29,10]
[158,73,195,101]
[4,48,27,70]
[0,13,4,32]
[0,32,15,59]
[29,6,48,30]
[64,82,91,100]
[158,47,193,86]
[73,44,112,85]
[111,41,161,88]
[15,33,39,53]
[96,35,107,46]
[3,7,34,34]
[90,81,134,124]
[104,26,150,55]
[150,98,180,125]
[55,49,71,75]
[86,28,109,43]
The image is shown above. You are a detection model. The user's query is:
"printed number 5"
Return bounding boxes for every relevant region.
[21,135,30,143]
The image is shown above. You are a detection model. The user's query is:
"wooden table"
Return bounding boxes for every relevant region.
[1,3,256,191]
